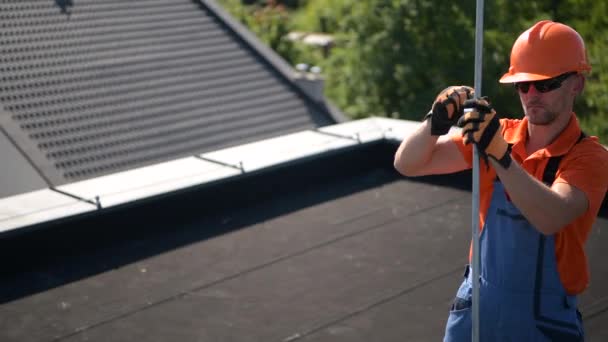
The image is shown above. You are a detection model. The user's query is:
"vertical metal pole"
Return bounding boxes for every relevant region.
[472,0,484,342]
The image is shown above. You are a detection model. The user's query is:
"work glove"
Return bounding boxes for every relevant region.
[457,98,512,169]
[426,86,475,136]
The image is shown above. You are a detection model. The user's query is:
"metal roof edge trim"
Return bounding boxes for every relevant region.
[0,107,56,187]
[0,118,425,235]
[0,189,97,236]
[198,0,346,123]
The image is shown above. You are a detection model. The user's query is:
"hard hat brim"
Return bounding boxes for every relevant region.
[499,72,554,84]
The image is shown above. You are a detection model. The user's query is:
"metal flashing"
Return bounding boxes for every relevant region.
[200,130,358,173]
[0,118,421,233]
[0,189,96,234]
[56,157,241,209]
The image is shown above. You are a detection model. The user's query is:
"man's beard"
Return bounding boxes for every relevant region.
[526,108,559,125]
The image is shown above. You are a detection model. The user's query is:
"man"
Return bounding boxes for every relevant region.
[394,20,608,341]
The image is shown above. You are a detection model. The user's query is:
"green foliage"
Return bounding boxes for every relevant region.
[558,0,608,138]
[217,0,303,65]
[241,0,307,9]
[291,0,355,33]
[218,0,608,143]
[305,0,480,119]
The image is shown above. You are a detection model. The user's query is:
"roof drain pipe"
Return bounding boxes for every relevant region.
[471,0,485,341]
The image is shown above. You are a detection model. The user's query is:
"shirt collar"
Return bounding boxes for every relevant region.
[506,112,581,159]
[544,112,581,157]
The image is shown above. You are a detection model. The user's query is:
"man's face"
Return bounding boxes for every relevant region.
[517,74,581,125]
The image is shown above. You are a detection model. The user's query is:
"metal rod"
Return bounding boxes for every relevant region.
[472,0,485,341]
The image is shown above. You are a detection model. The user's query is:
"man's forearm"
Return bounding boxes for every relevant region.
[490,158,587,235]
[394,119,439,176]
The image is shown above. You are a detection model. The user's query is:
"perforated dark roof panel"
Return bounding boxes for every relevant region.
[0,0,334,186]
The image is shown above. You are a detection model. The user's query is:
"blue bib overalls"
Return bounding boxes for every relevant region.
[443,180,585,341]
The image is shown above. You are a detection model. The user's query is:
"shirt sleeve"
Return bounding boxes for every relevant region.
[450,134,473,168]
[555,140,608,218]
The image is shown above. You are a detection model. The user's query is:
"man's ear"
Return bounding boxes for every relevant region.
[573,74,586,95]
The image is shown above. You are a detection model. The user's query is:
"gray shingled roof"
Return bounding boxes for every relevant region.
[0,0,336,196]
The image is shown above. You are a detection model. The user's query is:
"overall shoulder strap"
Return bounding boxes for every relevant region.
[542,132,587,185]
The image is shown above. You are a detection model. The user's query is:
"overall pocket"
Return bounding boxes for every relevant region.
[444,279,473,342]
[444,300,472,342]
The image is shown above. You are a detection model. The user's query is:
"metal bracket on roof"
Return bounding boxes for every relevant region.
[50,187,101,209]
[196,156,246,174]
[95,196,102,210]
[313,128,362,144]
[381,127,392,139]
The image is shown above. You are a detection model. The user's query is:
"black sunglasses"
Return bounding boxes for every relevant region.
[514,72,577,94]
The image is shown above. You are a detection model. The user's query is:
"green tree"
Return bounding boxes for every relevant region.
[556,0,608,138]
[314,0,477,119]
[293,0,550,119]
[218,0,608,142]
[217,0,303,65]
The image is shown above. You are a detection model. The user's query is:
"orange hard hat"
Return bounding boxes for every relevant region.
[499,20,591,83]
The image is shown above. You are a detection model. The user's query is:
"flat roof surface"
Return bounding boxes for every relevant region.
[1,146,607,342]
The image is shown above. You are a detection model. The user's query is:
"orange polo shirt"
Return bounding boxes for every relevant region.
[452,113,608,294]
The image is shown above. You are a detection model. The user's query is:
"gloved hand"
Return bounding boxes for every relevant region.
[426,86,475,136]
[457,98,512,169]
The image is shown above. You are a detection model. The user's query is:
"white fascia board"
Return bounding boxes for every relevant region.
[0,189,96,234]
[200,130,357,173]
[56,157,241,208]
